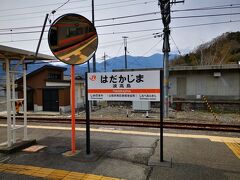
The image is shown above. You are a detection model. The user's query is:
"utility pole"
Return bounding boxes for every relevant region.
[159,0,184,118]
[122,36,128,69]
[102,52,109,72]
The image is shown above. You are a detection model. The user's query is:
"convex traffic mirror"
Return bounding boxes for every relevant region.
[48,13,98,65]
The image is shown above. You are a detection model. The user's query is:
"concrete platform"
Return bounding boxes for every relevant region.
[0,124,239,180]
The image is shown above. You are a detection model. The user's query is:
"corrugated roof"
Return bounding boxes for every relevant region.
[0,45,55,61]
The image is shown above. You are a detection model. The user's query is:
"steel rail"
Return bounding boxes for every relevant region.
[0,116,239,132]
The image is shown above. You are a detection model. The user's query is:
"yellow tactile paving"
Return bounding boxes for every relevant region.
[82,174,103,180]
[63,172,85,180]
[0,163,120,180]
[225,142,240,159]
[100,177,119,180]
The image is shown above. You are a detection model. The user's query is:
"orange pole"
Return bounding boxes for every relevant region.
[71,65,76,154]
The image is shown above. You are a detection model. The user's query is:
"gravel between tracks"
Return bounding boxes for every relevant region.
[80,106,240,125]
[0,106,239,125]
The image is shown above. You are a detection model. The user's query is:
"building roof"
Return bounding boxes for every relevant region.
[114,64,240,72]
[0,44,55,62]
[16,65,67,83]
[169,64,240,71]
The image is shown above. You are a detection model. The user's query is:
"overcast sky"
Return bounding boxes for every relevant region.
[0,0,240,63]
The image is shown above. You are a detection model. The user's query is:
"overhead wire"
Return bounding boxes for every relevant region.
[170,34,181,55]
[115,42,124,57]
[51,0,70,14]
[97,12,240,28]
[0,0,87,12]
[0,1,155,23]
[0,2,239,23]
[172,4,240,13]
[0,0,143,12]
[1,9,240,32]
[0,0,154,18]
[1,3,240,22]
[1,19,240,44]
[135,37,163,60]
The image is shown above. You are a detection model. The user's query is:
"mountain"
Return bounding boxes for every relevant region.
[0,53,177,78]
[171,31,240,66]
[63,53,177,76]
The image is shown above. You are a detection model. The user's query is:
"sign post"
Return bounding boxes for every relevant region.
[85,72,90,154]
[86,70,164,160]
[160,70,164,162]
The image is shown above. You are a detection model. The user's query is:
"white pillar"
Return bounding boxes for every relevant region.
[23,63,28,140]
[5,58,12,147]
[11,72,16,143]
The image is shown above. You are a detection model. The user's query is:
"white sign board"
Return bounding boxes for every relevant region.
[87,71,160,101]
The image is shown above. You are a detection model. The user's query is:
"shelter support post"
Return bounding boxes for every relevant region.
[23,62,28,140]
[11,70,16,143]
[5,58,11,147]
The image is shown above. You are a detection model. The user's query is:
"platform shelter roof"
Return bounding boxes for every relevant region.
[0,45,54,61]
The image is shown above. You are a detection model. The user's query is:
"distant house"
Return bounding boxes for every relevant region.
[16,65,85,112]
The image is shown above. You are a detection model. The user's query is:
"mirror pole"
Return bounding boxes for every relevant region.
[92,0,96,73]
[71,65,76,154]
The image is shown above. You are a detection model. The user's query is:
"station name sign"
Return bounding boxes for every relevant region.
[87,71,160,101]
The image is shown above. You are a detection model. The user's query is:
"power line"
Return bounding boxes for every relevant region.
[99,28,162,35]
[172,4,240,13]
[0,28,162,36]
[1,3,240,23]
[99,35,155,49]
[136,37,163,60]
[95,5,240,22]
[172,12,240,20]
[170,34,181,55]
[51,0,70,14]
[0,0,86,12]
[1,9,240,31]
[97,12,240,28]
[0,1,154,23]
[0,0,145,13]
[115,42,124,57]
[96,11,159,22]
[172,19,240,29]
[0,0,154,19]
[102,33,154,45]
[1,19,240,44]
[2,17,240,36]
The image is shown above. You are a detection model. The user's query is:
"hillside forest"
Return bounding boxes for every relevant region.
[170,31,240,66]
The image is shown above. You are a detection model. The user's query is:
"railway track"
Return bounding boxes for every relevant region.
[0,116,239,132]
